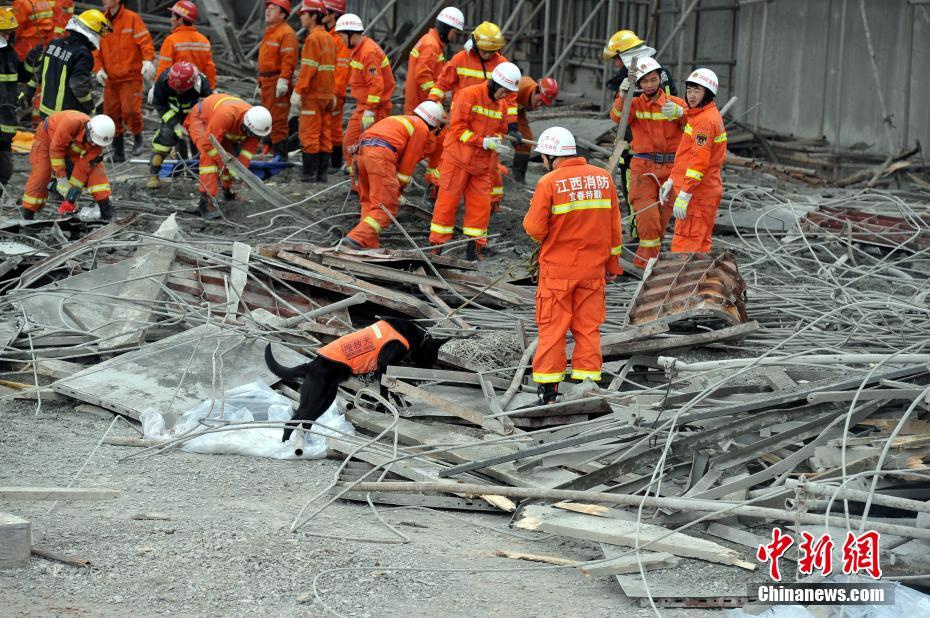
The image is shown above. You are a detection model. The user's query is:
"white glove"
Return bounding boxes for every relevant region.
[659,178,673,205]
[275,77,289,98]
[77,204,101,221]
[619,77,631,93]
[398,194,407,206]
[96,70,107,86]
[290,90,301,108]
[55,177,71,198]
[146,86,154,104]
[361,110,375,130]
[673,190,691,220]
[141,60,155,82]
[661,99,683,119]
[482,135,501,151]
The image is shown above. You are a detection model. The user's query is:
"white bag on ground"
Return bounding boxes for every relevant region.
[140,380,354,460]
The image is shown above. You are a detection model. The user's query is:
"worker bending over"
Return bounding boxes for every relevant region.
[342,101,444,250]
[523,127,622,405]
[258,0,298,160]
[660,68,727,253]
[512,75,558,183]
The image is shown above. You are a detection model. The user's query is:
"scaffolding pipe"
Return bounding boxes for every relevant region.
[545,0,610,78]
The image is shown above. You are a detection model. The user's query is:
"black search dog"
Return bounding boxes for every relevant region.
[265,318,448,443]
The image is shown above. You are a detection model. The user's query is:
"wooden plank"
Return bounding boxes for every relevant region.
[580,547,680,576]
[225,241,251,320]
[384,366,519,392]
[414,267,471,331]
[494,550,577,566]
[381,376,510,435]
[602,321,759,357]
[0,512,31,569]
[569,320,670,357]
[0,487,119,500]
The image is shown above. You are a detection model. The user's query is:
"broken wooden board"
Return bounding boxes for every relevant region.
[602,321,759,358]
[579,546,680,577]
[381,376,510,435]
[494,550,577,566]
[0,512,30,569]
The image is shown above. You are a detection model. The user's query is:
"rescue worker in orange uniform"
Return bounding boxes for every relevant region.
[523,127,622,404]
[21,111,115,220]
[50,0,73,38]
[258,0,298,160]
[659,68,726,254]
[155,1,217,89]
[342,101,445,250]
[618,57,687,267]
[12,0,53,59]
[429,62,520,261]
[94,0,155,161]
[403,6,463,114]
[512,75,558,183]
[335,13,394,187]
[293,0,335,182]
[183,94,272,219]
[321,0,348,172]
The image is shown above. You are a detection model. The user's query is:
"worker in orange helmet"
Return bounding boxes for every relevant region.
[335,12,395,189]
[50,0,73,38]
[183,94,272,219]
[342,101,445,250]
[93,0,155,162]
[523,126,622,405]
[155,1,217,89]
[659,68,726,254]
[620,57,687,268]
[293,0,336,182]
[512,75,558,184]
[12,0,53,59]
[21,111,116,221]
[429,61,520,262]
[320,0,349,172]
[404,6,463,114]
[258,0,298,160]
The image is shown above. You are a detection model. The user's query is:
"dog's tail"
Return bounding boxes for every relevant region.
[264,343,310,379]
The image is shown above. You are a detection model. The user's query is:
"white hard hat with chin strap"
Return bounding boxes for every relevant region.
[535,126,576,157]
[244,106,272,137]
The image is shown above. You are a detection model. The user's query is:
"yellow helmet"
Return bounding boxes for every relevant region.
[603,29,644,61]
[76,9,111,34]
[0,7,18,31]
[472,21,504,51]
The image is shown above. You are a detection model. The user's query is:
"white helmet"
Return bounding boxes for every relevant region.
[686,68,718,95]
[243,105,273,137]
[633,57,662,83]
[535,126,576,157]
[491,62,520,92]
[334,13,364,32]
[436,7,465,30]
[86,114,115,146]
[413,101,445,127]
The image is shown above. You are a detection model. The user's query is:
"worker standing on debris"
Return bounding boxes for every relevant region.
[0,9,27,186]
[336,13,395,188]
[145,62,211,190]
[20,110,115,220]
[293,0,335,182]
[512,75,558,184]
[342,101,445,249]
[258,0,298,160]
[428,62,520,261]
[621,57,687,267]
[94,0,155,162]
[321,0,349,172]
[404,7,463,114]
[155,1,217,89]
[661,68,726,253]
[523,127,622,404]
[50,0,73,38]
[184,93,272,220]
[11,0,53,59]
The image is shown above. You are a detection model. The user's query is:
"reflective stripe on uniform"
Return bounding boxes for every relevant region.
[302,58,319,67]
[363,216,382,232]
[685,168,704,181]
[23,194,46,205]
[506,106,517,116]
[611,243,624,254]
[456,66,488,79]
[637,238,660,248]
[301,109,316,115]
[50,157,65,167]
[349,60,363,69]
[394,116,414,136]
[471,105,501,119]
[420,80,434,91]
[462,226,485,237]
[88,183,110,193]
[69,177,84,187]
[318,64,335,71]
[714,132,727,143]
[428,87,444,98]
[491,186,503,196]
[0,73,17,82]
[426,167,439,178]
[635,110,674,121]
[371,322,383,338]
[241,150,254,160]
[550,198,612,215]
[571,369,602,381]
[683,123,693,135]
[367,94,381,104]
[200,165,218,174]
[409,48,420,58]
[206,148,218,156]
[533,371,564,383]
[397,173,411,183]
[430,222,453,234]
[380,57,390,68]
[459,129,474,142]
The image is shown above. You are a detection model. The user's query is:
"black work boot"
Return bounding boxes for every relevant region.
[97,198,113,221]
[465,240,483,262]
[176,139,190,160]
[512,153,529,184]
[273,141,288,161]
[301,152,316,179]
[112,135,125,163]
[330,144,343,169]
[317,151,330,183]
[197,194,220,220]
[131,133,145,157]
[20,207,34,220]
[536,382,559,405]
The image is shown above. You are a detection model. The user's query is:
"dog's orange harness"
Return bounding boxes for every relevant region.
[317,320,411,375]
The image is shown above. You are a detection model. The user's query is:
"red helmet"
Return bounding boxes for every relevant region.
[323,0,345,14]
[266,0,291,13]
[300,0,325,13]
[167,61,198,92]
[537,77,559,106]
[169,0,198,22]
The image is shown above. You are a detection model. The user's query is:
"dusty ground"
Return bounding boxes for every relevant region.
[0,399,725,617]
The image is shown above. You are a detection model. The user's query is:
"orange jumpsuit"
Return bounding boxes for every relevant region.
[93,6,154,137]
[295,24,336,155]
[318,320,409,373]
[348,114,435,248]
[12,0,54,60]
[155,24,217,88]
[325,29,350,162]
[50,0,72,38]
[257,20,298,145]
[183,94,260,198]
[22,110,110,213]
[621,90,687,267]
[343,36,394,178]
[514,76,538,155]
[404,27,445,114]
[670,101,726,253]
[523,156,622,384]
[428,48,516,201]
[429,83,506,247]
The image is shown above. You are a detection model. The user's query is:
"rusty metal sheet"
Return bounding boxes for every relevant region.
[626,252,749,329]
[801,207,930,251]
